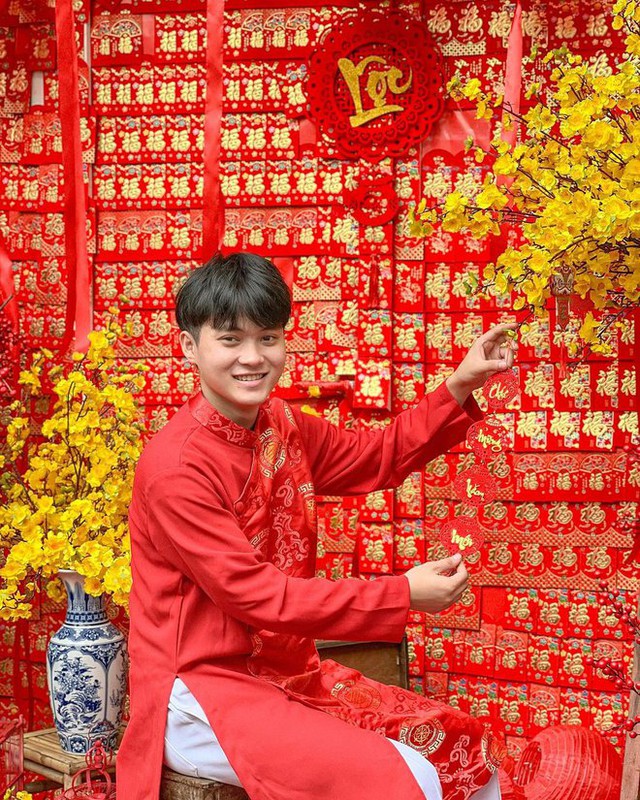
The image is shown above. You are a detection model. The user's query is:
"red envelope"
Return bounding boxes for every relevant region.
[357,522,394,575]
[495,629,529,682]
[558,639,592,690]
[425,313,453,363]
[406,623,426,677]
[394,260,425,313]
[500,587,539,633]
[527,635,560,686]
[590,639,632,693]
[516,542,547,579]
[359,489,393,524]
[461,625,496,678]
[424,628,457,672]
[423,671,448,699]
[358,309,392,360]
[559,687,593,728]
[497,680,529,736]
[393,520,426,571]
[395,471,425,518]
[392,313,425,363]
[527,684,561,733]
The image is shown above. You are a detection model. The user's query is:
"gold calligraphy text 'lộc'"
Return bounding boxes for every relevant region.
[337,55,412,128]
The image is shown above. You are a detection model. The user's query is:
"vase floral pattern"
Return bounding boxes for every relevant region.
[46,570,127,754]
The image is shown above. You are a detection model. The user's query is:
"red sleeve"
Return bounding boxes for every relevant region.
[291,380,482,496]
[144,467,410,642]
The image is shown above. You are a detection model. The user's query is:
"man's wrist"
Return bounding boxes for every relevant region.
[445,371,476,407]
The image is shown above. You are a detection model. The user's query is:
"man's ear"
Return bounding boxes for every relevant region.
[179,330,197,363]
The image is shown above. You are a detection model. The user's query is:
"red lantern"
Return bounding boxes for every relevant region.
[61,741,116,799]
[514,725,622,800]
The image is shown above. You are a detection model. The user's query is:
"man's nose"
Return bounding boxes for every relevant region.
[237,341,264,364]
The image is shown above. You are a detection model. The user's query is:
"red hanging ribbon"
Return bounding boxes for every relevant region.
[272,257,294,289]
[141,14,155,56]
[55,0,91,354]
[501,0,523,151]
[298,119,317,154]
[0,236,17,327]
[202,0,225,259]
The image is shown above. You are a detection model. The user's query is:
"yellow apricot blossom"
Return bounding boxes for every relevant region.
[0,317,146,619]
[408,2,640,353]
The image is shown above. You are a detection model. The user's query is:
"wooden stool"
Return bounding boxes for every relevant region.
[23,727,117,791]
[160,768,249,799]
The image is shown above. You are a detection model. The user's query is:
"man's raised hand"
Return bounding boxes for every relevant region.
[405,554,469,614]
[446,321,518,406]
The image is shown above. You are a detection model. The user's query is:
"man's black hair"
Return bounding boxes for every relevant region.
[175,252,292,341]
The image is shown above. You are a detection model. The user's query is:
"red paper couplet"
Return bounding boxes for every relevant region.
[482,369,519,409]
[439,516,484,557]
[453,464,497,507]
[467,418,508,462]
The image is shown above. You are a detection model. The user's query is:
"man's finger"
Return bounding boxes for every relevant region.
[444,566,469,598]
[478,322,518,345]
[432,554,462,573]
[484,358,509,373]
[451,561,469,587]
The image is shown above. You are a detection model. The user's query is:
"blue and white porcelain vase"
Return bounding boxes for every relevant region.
[46,570,127,754]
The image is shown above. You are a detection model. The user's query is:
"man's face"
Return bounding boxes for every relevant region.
[180,318,286,429]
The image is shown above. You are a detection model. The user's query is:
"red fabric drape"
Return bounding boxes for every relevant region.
[502,0,523,149]
[202,0,225,258]
[0,237,17,326]
[55,0,91,354]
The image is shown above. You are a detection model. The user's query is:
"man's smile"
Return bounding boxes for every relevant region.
[233,373,268,382]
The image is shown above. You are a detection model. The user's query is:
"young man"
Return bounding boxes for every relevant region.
[117,252,514,800]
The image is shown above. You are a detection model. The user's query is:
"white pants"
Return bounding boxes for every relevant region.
[164,678,501,800]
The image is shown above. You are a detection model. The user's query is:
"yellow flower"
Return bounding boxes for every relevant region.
[36,496,55,515]
[461,78,482,101]
[475,179,508,210]
[443,192,469,214]
[621,158,640,188]
[42,534,75,568]
[407,24,640,353]
[525,105,557,134]
[468,211,500,237]
[579,312,600,343]
[0,319,143,620]
[559,100,597,136]
[493,152,518,176]
[18,369,42,392]
[582,120,623,150]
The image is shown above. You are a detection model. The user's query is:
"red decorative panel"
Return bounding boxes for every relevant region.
[306,10,445,161]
